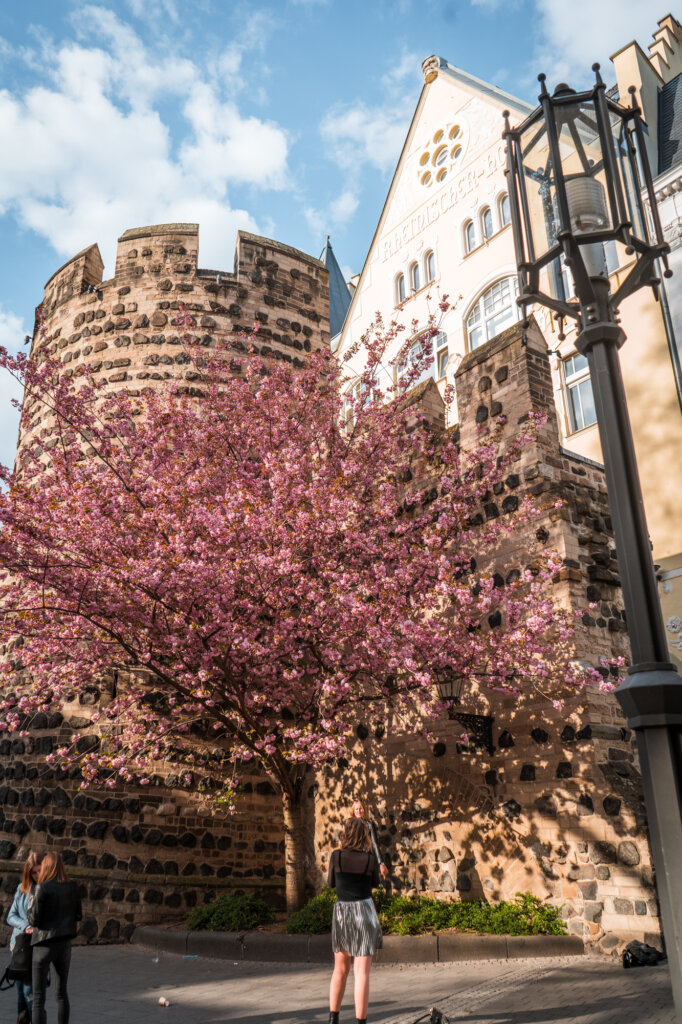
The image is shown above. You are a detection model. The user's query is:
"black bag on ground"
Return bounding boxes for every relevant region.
[0,931,32,989]
[622,939,666,968]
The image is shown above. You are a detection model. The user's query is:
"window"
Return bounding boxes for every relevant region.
[466,277,520,351]
[396,273,405,304]
[464,220,476,253]
[435,332,449,378]
[424,250,436,283]
[500,194,511,226]
[402,330,448,386]
[481,207,494,240]
[564,353,597,432]
[410,262,420,292]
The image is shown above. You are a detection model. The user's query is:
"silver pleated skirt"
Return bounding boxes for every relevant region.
[331,897,383,957]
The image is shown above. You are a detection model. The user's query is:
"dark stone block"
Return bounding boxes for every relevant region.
[356,723,369,741]
[90,885,108,901]
[62,850,77,866]
[71,821,86,838]
[613,898,634,915]
[256,781,275,795]
[0,840,16,858]
[100,919,120,941]
[98,853,116,870]
[14,818,29,836]
[478,376,491,392]
[130,825,143,843]
[128,856,144,873]
[165,893,182,908]
[556,761,572,779]
[126,889,140,903]
[576,725,592,740]
[531,728,549,744]
[502,495,518,513]
[490,401,503,417]
[618,841,640,867]
[494,366,508,383]
[602,796,621,816]
[217,837,231,851]
[475,405,489,423]
[48,818,66,836]
[200,863,215,876]
[143,889,164,905]
[162,834,178,848]
[112,826,128,843]
[124,798,140,813]
[179,833,197,848]
[577,794,594,815]
[520,764,535,782]
[498,730,514,749]
[502,799,521,821]
[5,788,19,806]
[144,829,162,846]
[163,861,178,876]
[560,725,576,742]
[79,918,98,941]
[456,874,471,892]
[484,770,497,786]
[487,610,502,627]
[103,798,122,812]
[201,832,215,850]
[111,888,125,902]
[484,503,499,520]
[20,789,34,807]
[535,795,557,818]
[76,735,99,754]
[432,742,446,757]
[33,815,47,833]
[181,863,197,876]
[589,841,616,864]
[86,820,108,840]
[184,891,197,907]
[145,859,163,875]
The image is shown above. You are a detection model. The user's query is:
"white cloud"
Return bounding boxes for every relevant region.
[0,306,26,471]
[532,0,661,88]
[125,0,179,24]
[0,7,289,274]
[304,189,360,239]
[320,49,418,175]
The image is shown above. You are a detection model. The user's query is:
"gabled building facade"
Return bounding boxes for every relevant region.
[337,16,682,670]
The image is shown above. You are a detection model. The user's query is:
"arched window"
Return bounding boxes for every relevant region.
[424,250,436,283]
[500,194,511,226]
[481,207,494,240]
[410,261,420,292]
[464,220,476,253]
[403,330,449,385]
[465,277,520,351]
[396,273,405,304]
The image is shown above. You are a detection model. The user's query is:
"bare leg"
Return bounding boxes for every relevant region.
[353,955,372,1020]
[330,951,351,1012]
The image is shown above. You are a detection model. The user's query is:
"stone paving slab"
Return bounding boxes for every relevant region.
[38,944,677,1024]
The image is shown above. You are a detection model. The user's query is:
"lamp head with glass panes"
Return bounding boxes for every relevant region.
[502,64,670,346]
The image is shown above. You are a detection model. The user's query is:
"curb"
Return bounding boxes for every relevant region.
[132,927,583,963]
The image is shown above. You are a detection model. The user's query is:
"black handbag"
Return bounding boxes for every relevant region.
[0,932,32,990]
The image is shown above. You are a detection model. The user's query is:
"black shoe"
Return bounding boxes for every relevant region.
[329,1013,340,1024]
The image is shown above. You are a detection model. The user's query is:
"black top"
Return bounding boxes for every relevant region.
[365,820,385,867]
[328,848,380,902]
[28,881,82,945]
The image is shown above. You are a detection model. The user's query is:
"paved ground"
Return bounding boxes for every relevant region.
[45,946,674,1023]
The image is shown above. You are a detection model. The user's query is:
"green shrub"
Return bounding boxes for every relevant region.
[185,892,276,932]
[286,887,337,934]
[286,890,565,936]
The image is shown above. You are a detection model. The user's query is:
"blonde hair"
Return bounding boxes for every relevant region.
[20,851,41,894]
[341,818,371,852]
[37,852,68,884]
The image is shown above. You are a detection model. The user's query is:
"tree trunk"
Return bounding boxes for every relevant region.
[282,790,308,914]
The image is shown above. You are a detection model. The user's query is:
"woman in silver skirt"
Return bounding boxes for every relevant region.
[327,817,383,1024]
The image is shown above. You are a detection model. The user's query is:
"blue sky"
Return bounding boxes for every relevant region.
[0,0,663,465]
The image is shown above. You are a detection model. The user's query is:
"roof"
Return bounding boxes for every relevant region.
[659,71,682,172]
[320,236,352,338]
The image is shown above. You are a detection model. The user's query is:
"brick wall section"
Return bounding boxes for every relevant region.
[0,225,330,944]
[314,319,659,954]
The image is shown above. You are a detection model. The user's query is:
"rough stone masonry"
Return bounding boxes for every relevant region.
[0,225,661,955]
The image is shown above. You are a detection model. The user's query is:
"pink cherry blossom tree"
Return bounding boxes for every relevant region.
[0,310,612,911]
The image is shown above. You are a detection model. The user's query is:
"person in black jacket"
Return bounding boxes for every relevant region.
[28,852,82,1024]
[327,817,383,1024]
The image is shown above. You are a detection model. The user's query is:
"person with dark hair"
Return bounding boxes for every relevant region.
[29,852,82,1024]
[352,800,389,881]
[327,817,383,1024]
[7,850,41,1024]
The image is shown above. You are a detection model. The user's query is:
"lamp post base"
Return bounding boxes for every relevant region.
[616,666,682,1019]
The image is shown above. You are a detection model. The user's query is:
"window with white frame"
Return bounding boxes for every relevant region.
[401,331,448,386]
[466,277,520,351]
[396,273,406,304]
[464,220,476,253]
[424,250,436,283]
[410,261,420,292]
[563,353,597,432]
[481,207,494,240]
[500,194,511,226]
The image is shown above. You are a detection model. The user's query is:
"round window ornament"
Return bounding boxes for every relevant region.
[451,145,462,161]
[437,168,447,183]
[433,129,444,144]
[419,151,430,166]
[449,124,461,140]
[433,146,448,166]
[421,171,432,186]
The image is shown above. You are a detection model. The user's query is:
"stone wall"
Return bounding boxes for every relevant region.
[314,320,659,955]
[0,224,330,944]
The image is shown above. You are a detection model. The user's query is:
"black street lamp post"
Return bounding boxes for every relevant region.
[504,65,682,1017]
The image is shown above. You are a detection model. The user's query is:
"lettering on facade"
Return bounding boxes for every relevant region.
[381,142,507,262]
